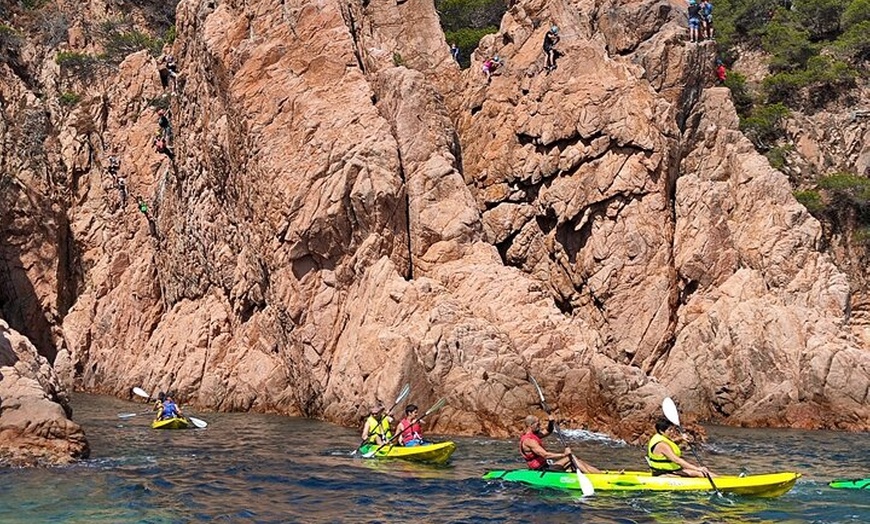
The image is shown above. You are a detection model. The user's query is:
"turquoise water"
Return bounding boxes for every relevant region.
[0,393,867,523]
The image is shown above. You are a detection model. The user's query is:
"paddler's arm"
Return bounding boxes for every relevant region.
[655,442,715,477]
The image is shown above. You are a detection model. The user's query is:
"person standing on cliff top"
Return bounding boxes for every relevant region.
[687,0,702,43]
[520,414,601,473]
[646,417,717,477]
[361,402,393,446]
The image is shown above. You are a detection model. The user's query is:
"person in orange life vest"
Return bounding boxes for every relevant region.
[520,414,601,473]
[396,404,425,446]
[646,417,716,478]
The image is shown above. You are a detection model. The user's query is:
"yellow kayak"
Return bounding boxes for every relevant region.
[483,470,801,497]
[360,441,456,465]
[151,417,191,430]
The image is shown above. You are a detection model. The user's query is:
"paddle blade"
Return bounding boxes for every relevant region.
[528,374,552,414]
[394,383,411,407]
[662,397,681,427]
[118,413,138,419]
[132,387,150,399]
[577,470,595,497]
[423,397,447,417]
[188,416,208,429]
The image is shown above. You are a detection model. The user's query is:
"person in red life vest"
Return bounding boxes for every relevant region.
[520,414,601,473]
[396,404,425,446]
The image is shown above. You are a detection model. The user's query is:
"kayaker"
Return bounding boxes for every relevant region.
[396,404,424,446]
[153,391,166,415]
[520,415,600,473]
[159,395,183,421]
[647,417,716,477]
[361,402,393,446]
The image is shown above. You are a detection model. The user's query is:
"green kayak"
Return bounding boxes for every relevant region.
[483,470,801,497]
[829,478,870,490]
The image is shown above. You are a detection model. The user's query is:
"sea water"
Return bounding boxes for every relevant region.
[0,393,867,523]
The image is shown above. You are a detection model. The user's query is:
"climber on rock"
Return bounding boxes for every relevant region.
[543,25,560,72]
[482,56,501,83]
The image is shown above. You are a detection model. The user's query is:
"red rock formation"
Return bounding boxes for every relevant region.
[0,320,89,466]
[0,0,866,457]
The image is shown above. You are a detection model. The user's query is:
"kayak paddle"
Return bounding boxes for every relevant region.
[662,396,721,496]
[133,386,208,428]
[352,382,411,456]
[362,397,447,458]
[529,373,595,497]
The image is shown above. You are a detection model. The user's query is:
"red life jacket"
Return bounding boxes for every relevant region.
[520,431,547,470]
[400,417,422,444]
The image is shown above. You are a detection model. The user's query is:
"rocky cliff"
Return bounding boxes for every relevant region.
[1,0,867,459]
[0,319,88,466]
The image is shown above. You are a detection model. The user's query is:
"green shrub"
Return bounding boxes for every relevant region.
[445,26,498,68]
[763,20,817,72]
[763,55,856,106]
[437,0,505,31]
[58,91,81,106]
[163,25,177,46]
[794,190,824,212]
[0,23,21,48]
[98,18,165,63]
[835,21,870,62]
[854,226,870,242]
[817,172,870,194]
[795,0,846,39]
[392,52,404,67]
[55,51,99,78]
[723,70,753,115]
[765,144,793,170]
[842,0,870,28]
[739,103,790,149]
[436,0,506,68]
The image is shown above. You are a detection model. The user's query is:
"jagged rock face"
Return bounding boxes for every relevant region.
[0,0,866,448]
[0,320,89,466]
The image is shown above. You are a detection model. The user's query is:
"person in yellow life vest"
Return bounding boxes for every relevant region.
[153,391,166,417]
[361,402,393,446]
[647,417,716,477]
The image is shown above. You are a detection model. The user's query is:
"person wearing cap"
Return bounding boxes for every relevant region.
[520,414,601,473]
[646,417,716,477]
[361,401,393,446]
[543,25,560,71]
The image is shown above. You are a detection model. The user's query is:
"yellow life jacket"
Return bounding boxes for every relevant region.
[365,415,392,444]
[646,433,682,472]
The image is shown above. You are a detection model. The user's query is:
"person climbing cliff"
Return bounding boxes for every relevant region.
[715,59,726,85]
[160,53,178,93]
[450,43,460,64]
[154,132,175,161]
[482,56,501,83]
[137,196,159,237]
[106,153,120,179]
[157,108,173,143]
[543,25,560,71]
